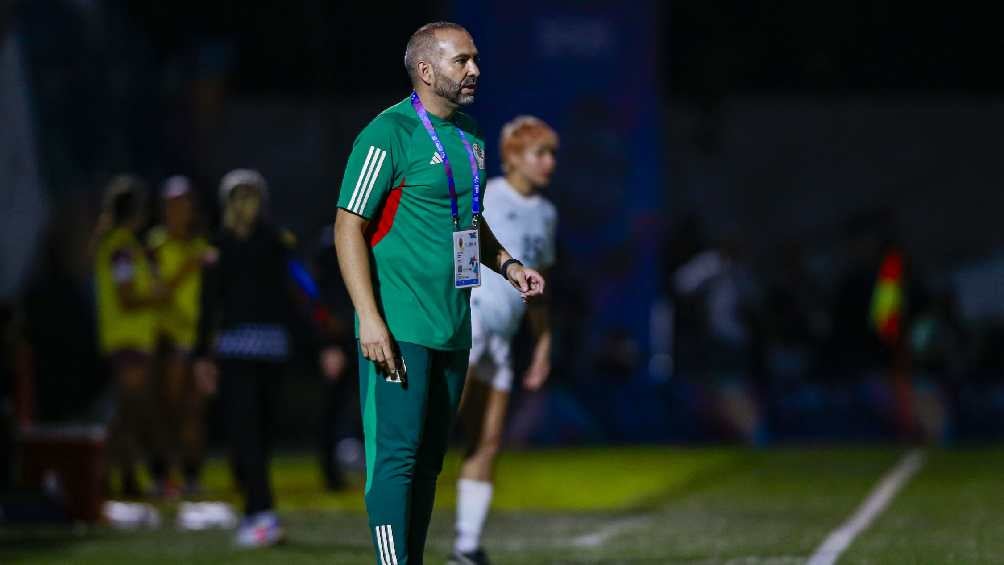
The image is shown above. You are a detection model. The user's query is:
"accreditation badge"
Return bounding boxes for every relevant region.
[453,228,481,288]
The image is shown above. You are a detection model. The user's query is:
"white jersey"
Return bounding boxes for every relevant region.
[472,177,557,339]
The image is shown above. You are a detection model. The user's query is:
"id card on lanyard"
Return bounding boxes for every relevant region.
[410,91,483,289]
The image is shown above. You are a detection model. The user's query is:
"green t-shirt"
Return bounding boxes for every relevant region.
[337,96,487,351]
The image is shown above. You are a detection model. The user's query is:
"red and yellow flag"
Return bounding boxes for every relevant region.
[870,248,904,345]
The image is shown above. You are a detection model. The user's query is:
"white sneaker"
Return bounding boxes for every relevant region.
[177,501,238,530]
[234,511,285,548]
[103,501,161,529]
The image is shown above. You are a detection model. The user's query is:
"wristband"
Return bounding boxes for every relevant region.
[500,258,523,280]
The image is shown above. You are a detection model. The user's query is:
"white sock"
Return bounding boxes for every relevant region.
[454,478,493,553]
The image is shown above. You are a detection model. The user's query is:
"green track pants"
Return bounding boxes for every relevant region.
[358,341,468,565]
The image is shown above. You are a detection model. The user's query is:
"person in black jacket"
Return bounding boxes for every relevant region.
[194,169,337,548]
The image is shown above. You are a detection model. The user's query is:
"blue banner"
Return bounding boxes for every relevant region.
[452,1,666,440]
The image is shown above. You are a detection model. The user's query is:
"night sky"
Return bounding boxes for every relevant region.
[119,1,1003,98]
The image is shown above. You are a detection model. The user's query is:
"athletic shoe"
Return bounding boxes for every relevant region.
[234,511,285,548]
[103,501,161,529]
[177,501,238,530]
[447,548,490,565]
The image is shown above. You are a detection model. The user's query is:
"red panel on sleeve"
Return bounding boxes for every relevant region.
[365,178,405,247]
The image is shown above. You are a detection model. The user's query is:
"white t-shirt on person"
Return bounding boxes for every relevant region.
[471,176,557,339]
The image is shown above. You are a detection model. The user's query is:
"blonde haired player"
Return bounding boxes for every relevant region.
[451,116,559,565]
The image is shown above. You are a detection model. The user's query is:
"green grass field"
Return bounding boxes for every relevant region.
[3,446,1002,564]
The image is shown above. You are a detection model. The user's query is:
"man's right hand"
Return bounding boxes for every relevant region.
[359,315,398,375]
[335,210,399,376]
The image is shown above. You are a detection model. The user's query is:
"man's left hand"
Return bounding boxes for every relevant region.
[507,265,545,302]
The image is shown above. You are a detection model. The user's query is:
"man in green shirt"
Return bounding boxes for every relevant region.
[334,21,545,565]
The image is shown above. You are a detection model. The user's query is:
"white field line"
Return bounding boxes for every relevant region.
[572,515,652,548]
[807,449,926,565]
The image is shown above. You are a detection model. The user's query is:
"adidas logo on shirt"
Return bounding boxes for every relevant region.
[429,153,443,165]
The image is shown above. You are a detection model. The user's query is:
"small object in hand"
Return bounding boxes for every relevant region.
[384,358,407,384]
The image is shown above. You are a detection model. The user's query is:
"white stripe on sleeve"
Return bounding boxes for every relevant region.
[357,149,388,214]
[353,147,385,214]
[347,146,376,212]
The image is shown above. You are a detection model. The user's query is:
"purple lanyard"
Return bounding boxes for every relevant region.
[410,91,482,228]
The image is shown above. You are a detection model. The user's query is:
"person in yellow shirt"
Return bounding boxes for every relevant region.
[94,175,164,497]
[147,176,211,497]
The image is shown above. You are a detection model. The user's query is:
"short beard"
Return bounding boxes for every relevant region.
[433,72,475,106]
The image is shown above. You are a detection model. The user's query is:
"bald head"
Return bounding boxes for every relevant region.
[404,21,471,82]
